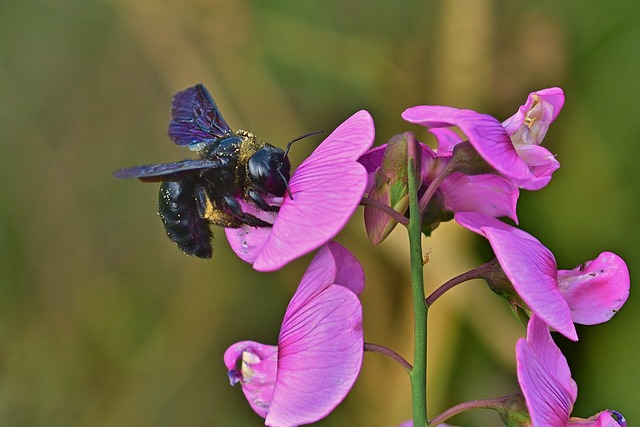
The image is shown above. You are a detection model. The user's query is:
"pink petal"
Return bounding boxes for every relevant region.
[249,110,374,271]
[266,243,364,426]
[568,410,627,427]
[454,211,532,240]
[534,87,565,122]
[513,144,560,190]
[516,316,576,427]
[515,144,558,168]
[223,341,279,418]
[402,106,536,189]
[455,212,577,341]
[225,204,277,264]
[489,228,576,341]
[418,143,443,181]
[267,285,363,426]
[285,242,365,318]
[224,243,365,425]
[331,242,365,296]
[358,144,386,191]
[429,127,463,155]
[440,172,519,223]
[558,252,630,325]
[502,87,565,146]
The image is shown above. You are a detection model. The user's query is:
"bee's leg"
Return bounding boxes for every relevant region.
[222,194,273,228]
[247,190,280,212]
[194,185,246,228]
[194,185,210,218]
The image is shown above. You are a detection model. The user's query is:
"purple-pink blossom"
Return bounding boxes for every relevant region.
[358,130,518,243]
[516,315,626,427]
[455,212,629,341]
[224,241,365,427]
[402,88,564,190]
[225,111,375,271]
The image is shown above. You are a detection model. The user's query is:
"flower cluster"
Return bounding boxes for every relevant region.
[122,85,630,426]
[359,88,565,244]
[402,87,564,190]
[116,85,630,427]
[218,88,628,426]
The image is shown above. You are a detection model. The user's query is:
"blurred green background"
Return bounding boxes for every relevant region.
[1,0,638,426]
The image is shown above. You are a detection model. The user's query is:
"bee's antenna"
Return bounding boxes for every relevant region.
[279,130,323,200]
[283,130,324,158]
[278,169,294,200]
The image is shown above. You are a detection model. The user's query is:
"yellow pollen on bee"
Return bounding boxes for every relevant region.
[203,197,221,221]
[236,129,268,163]
[201,194,237,227]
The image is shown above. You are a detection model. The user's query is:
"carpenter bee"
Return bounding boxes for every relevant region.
[115,84,321,258]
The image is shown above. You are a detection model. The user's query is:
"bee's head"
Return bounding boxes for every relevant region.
[247,145,291,197]
[247,131,323,199]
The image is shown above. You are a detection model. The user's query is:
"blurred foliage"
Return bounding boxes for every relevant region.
[0,0,638,426]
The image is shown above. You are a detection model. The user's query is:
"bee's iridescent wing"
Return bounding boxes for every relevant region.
[114,159,222,181]
[168,84,233,150]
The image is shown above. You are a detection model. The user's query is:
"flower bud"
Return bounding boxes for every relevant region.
[495,393,531,427]
[364,131,421,245]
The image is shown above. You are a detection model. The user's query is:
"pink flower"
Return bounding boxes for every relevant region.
[225,111,375,271]
[421,127,519,227]
[358,131,518,243]
[224,241,365,427]
[455,212,629,341]
[402,88,564,190]
[516,315,626,427]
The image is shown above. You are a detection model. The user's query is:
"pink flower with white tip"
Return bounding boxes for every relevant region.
[224,241,365,427]
[455,212,629,341]
[402,88,564,190]
[516,315,626,427]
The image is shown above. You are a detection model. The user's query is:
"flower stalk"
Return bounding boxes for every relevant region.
[426,259,501,307]
[364,342,413,372]
[428,395,514,426]
[360,196,410,226]
[417,160,455,212]
[407,159,428,426]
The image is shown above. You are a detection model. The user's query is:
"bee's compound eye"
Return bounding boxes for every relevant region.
[247,147,290,196]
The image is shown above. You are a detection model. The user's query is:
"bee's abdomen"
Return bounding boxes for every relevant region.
[158,179,213,258]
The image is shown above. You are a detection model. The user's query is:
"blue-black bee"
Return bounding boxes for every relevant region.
[115,84,320,258]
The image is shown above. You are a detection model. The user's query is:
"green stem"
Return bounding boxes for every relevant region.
[407,161,427,427]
